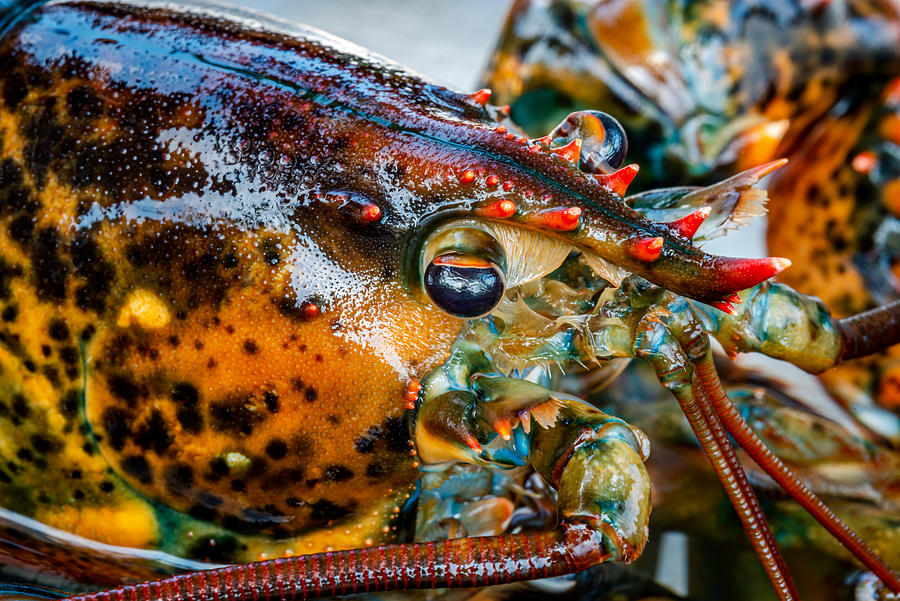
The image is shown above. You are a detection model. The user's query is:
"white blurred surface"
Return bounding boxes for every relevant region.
[238,0,512,90]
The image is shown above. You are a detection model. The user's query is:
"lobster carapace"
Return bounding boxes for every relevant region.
[0,1,899,600]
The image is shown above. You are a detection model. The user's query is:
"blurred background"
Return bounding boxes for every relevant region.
[245,0,513,92]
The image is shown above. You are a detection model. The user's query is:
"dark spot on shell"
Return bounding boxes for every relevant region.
[71,234,115,313]
[12,394,29,418]
[8,216,33,245]
[59,389,80,418]
[263,391,279,413]
[30,227,69,301]
[188,504,217,522]
[134,409,173,455]
[384,417,411,452]
[121,455,153,484]
[99,481,114,493]
[324,465,353,482]
[41,365,59,387]
[107,374,141,403]
[187,535,239,563]
[285,497,304,508]
[210,457,229,476]
[305,387,318,403]
[310,499,352,524]
[230,479,246,492]
[59,346,78,365]
[1,305,18,322]
[163,463,194,496]
[48,319,69,341]
[172,382,203,434]
[209,398,265,435]
[30,434,62,455]
[243,339,258,354]
[265,439,287,460]
[102,407,132,452]
[354,435,375,454]
[23,360,35,372]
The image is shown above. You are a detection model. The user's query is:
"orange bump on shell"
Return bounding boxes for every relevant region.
[539,206,582,231]
[301,302,320,319]
[550,138,582,163]
[596,164,639,197]
[459,170,476,184]
[476,200,517,219]
[502,181,513,191]
[852,151,877,174]
[628,236,664,262]
[666,206,711,239]
[470,88,492,105]
[360,203,382,223]
[485,175,499,187]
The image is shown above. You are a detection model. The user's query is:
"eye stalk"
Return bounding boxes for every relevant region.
[420,220,508,319]
[424,253,506,318]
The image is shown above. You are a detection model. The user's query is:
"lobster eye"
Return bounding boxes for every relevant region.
[551,110,629,173]
[424,253,506,318]
[590,111,628,171]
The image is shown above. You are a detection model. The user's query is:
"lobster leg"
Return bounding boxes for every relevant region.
[643,290,900,594]
[632,304,798,600]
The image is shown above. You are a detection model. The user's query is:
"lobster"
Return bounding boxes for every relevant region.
[0,0,898,600]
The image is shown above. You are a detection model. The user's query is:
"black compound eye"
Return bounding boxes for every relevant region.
[424,253,505,319]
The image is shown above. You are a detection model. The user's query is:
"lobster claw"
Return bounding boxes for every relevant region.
[549,110,629,174]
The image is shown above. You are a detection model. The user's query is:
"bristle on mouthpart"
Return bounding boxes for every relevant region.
[628,236,664,262]
[665,207,711,239]
[596,164,639,197]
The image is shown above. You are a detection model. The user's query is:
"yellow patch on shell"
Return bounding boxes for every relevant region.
[35,499,159,549]
[116,289,171,329]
